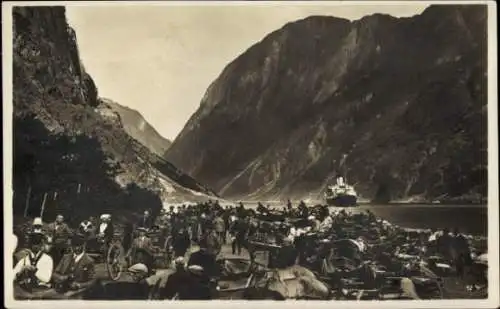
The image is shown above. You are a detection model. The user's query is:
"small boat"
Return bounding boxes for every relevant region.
[325,176,358,207]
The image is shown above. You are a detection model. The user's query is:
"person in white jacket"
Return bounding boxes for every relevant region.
[14,232,54,289]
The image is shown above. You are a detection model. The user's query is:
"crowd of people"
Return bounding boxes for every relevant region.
[12,199,488,300]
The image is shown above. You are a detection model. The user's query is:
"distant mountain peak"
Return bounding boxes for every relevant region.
[99,98,172,157]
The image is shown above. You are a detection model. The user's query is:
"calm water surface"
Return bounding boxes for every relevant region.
[237,202,488,236]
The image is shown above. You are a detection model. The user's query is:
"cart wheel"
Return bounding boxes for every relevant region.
[106,242,124,281]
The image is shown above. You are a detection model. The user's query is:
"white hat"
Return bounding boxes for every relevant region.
[100,214,111,220]
[33,217,43,226]
[187,265,204,276]
[174,256,185,265]
[128,263,148,274]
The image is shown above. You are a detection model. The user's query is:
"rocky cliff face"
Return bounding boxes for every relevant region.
[165,5,487,203]
[99,98,172,158]
[12,6,216,223]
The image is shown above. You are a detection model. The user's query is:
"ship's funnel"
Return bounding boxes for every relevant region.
[336,176,344,186]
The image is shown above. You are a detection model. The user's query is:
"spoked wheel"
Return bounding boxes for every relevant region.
[106,242,124,281]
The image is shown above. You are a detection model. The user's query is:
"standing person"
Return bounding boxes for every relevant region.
[47,214,72,266]
[139,210,154,230]
[97,214,114,245]
[172,228,191,259]
[452,228,472,278]
[213,213,226,244]
[230,217,248,256]
[51,234,96,292]
[14,232,54,291]
[127,227,154,273]
[200,222,221,257]
[222,209,231,244]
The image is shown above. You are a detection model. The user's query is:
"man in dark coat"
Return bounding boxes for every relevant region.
[452,228,472,278]
[47,214,72,266]
[51,233,96,292]
[230,217,248,255]
[188,247,220,280]
[139,210,154,230]
[161,257,212,300]
[272,237,298,269]
[172,227,191,258]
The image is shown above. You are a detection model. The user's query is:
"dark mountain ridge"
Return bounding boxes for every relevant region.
[12,6,216,224]
[165,5,487,203]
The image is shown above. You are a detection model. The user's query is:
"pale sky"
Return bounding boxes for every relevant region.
[66,3,429,141]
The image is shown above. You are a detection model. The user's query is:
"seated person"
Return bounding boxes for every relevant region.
[51,234,96,292]
[14,232,54,290]
[187,240,220,281]
[271,237,299,269]
[159,257,193,299]
[127,227,154,272]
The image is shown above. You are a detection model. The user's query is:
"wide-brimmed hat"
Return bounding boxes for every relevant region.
[71,233,86,246]
[136,226,148,232]
[33,217,43,226]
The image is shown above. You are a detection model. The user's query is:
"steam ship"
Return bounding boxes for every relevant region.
[325,176,358,207]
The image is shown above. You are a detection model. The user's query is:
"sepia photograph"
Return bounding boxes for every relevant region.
[2,1,498,308]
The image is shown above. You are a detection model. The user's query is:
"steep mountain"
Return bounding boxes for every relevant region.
[165,5,487,203]
[99,98,172,158]
[12,6,216,224]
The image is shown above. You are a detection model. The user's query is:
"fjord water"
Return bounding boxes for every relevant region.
[240,202,487,236]
[355,204,487,236]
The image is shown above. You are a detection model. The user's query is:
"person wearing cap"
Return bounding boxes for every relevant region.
[51,233,96,292]
[127,227,154,272]
[47,214,72,266]
[128,263,150,283]
[14,232,54,290]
